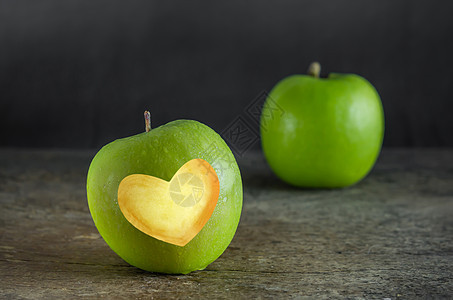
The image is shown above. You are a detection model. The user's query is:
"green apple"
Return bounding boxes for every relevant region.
[261,62,384,188]
[87,114,242,274]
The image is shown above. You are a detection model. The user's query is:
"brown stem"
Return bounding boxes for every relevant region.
[144,111,151,132]
[307,62,321,78]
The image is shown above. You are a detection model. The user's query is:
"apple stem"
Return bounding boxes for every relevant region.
[307,62,321,78]
[144,111,151,132]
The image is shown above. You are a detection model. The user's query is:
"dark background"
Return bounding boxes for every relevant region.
[1,1,452,149]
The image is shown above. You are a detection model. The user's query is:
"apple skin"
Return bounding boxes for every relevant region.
[87,120,242,274]
[261,73,384,188]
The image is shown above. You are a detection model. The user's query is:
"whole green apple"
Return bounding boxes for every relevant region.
[261,62,384,188]
[87,115,242,274]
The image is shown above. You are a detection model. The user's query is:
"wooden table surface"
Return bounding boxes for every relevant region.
[0,148,452,299]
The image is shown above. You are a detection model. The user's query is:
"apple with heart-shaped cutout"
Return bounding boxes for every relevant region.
[87,112,242,274]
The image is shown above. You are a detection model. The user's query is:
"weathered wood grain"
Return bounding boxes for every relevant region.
[0,148,452,299]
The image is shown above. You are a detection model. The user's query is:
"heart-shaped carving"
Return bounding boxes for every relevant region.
[118,159,219,247]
